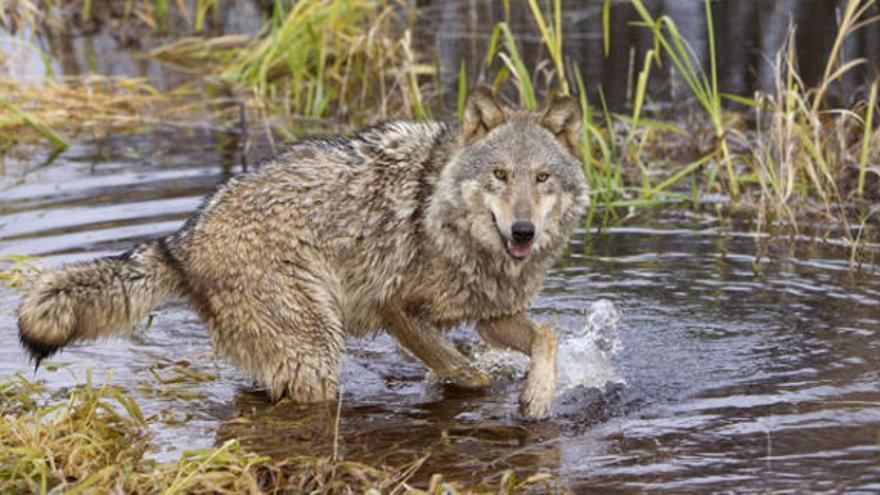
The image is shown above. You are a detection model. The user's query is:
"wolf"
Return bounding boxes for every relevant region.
[17,88,588,418]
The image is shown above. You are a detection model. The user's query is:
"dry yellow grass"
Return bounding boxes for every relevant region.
[0,372,560,494]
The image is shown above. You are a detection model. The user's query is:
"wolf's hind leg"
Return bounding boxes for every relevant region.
[381,305,490,390]
[208,272,345,403]
[476,313,557,419]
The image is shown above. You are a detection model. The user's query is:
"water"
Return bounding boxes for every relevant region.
[419,0,880,111]
[6,1,879,112]
[557,299,624,394]
[471,299,623,393]
[2,1,880,491]
[1,130,879,492]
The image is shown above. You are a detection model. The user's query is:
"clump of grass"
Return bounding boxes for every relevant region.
[0,371,153,494]
[746,1,880,259]
[0,372,557,493]
[218,0,430,122]
[1,0,222,38]
[0,0,53,35]
[0,254,41,289]
[629,0,740,198]
[0,74,251,169]
[149,0,432,123]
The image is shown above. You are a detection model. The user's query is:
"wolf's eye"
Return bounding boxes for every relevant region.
[535,172,550,183]
[493,169,509,181]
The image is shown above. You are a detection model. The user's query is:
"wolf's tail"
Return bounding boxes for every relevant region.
[18,240,183,367]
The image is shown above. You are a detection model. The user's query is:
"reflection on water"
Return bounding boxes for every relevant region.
[420,0,880,111]
[5,1,879,112]
[1,130,878,492]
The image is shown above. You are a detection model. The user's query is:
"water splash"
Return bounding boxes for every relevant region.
[472,299,624,395]
[472,347,528,381]
[556,299,624,395]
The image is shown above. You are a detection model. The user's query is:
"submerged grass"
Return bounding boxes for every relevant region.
[0,372,558,494]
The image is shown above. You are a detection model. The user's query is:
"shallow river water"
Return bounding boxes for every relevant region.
[3,0,880,491]
[1,130,878,493]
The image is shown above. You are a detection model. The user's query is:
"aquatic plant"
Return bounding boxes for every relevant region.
[628,0,739,198]
[0,0,877,251]
[0,0,223,35]
[0,254,41,288]
[506,0,878,253]
[219,0,430,122]
[0,372,557,493]
[744,0,880,261]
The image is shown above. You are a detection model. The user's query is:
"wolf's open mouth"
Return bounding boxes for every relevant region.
[506,239,533,259]
[491,212,534,260]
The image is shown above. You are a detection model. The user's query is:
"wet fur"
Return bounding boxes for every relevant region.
[18,89,588,418]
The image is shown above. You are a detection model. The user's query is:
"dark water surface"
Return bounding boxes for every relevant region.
[1,130,879,492]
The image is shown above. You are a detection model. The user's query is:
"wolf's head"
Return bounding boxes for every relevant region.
[428,87,589,269]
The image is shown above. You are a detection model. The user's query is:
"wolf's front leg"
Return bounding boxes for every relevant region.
[476,313,557,419]
[381,304,491,390]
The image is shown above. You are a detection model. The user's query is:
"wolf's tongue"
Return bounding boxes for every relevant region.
[507,240,533,259]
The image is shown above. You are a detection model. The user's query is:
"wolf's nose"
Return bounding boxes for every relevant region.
[511,221,535,243]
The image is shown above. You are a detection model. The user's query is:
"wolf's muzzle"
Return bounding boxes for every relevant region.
[511,221,535,243]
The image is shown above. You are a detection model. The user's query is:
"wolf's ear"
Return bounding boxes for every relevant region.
[540,94,582,155]
[462,86,507,144]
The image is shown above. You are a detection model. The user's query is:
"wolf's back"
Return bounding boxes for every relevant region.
[18,240,182,365]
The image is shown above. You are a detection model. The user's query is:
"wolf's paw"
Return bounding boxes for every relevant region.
[445,366,492,390]
[519,381,554,419]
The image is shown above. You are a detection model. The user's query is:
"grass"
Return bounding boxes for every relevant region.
[0,0,222,36]
[0,0,878,244]
[739,1,880,259]
[485,21,537,110]
[858,78,878,198]
[632,0,740,198]
[526,0,567,95]
[0,76,167,138]
[0,74,254,171]
[511,0,877,258]
[0,372,558,494]
[0,99,68,150]
[0,3,878,491]
[218,0,430,122]
[0,254,41,289]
